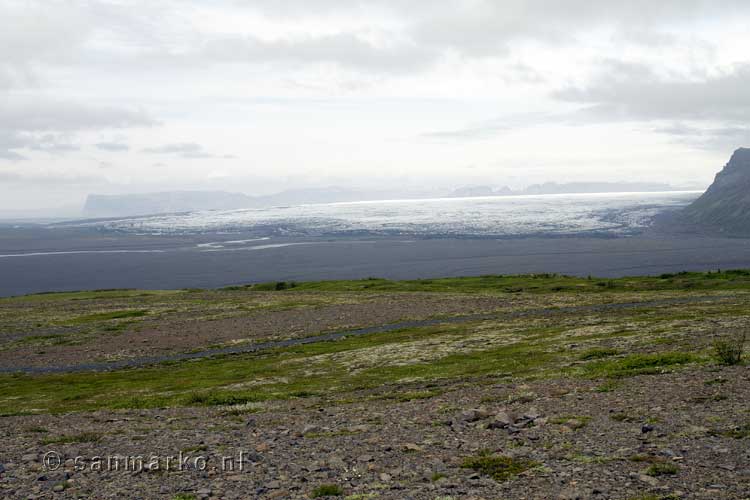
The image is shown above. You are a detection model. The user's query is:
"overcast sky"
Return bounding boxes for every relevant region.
[2,0,750,211]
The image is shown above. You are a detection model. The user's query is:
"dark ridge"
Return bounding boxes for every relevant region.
[679,148,750,235]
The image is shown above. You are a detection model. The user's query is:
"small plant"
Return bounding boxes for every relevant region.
[311,484,344,497]
[712,331,746,365]
[710,422,750,439]
[595,380,619,392]
[24,426,49,433]
[461,452,539,482]
[172,494,197,500]
[551,415,591,430]
[645,462,679,476]
[431,472,446,482]
[584,352,695,378]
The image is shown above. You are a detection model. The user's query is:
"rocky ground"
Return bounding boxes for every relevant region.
[1,273,749,499]
[0,291,524,369]
[1,366,749,500]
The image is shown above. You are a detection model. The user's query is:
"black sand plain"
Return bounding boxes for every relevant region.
[1,224,750,296]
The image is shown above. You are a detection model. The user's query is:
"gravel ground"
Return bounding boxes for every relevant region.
[0,293,521,370]
[1,365,748,499]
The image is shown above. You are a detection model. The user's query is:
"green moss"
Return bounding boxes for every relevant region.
[461,452,539,482]
[172,494,197,500]
[582,352,698,378]
[311,484,344,497]
[65,309,149,324]
[550,415,591,429]
[224,269,750,294]
[645,462,679,476]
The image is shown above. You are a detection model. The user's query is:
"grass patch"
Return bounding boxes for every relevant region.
[172,494,196,500]
[65,309,148,324]
[583,352,698,378]
[461,452,539,482]
[0,320,560,415]
[644,462,679,476]
[217,270,750,295]
[551,415,591,430]
[311,484,344,497]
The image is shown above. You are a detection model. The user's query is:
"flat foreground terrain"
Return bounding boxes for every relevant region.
[1,272,749,499]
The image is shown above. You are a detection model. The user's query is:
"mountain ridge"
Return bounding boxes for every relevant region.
[681,147,750,235]
[83,181,688,218]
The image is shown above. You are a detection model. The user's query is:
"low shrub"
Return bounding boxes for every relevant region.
[311,484,343,497]
[461,452,539,482]
[712,331,746,366]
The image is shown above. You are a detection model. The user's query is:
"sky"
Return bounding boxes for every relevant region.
[2,0,750,212]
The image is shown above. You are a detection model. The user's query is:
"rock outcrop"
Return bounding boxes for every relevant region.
[682,148,750,234]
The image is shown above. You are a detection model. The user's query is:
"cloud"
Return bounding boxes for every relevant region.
[555,61,750,123]
[0,99,156,132]
[0,100,155,162]
[652,123,750,151]
[28,137,80,153]
[420,112,554,141]
[142,142,233,159]
[424,59,750,145]
[0,131,80,159]
[198,32,438,73]
[95,142,130,152]
[0,131,29,161]
[0,150,27,161]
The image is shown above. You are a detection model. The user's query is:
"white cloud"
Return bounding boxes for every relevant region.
[3,0,750,210]
[142,142,234,159]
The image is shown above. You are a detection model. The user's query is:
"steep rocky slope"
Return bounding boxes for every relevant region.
[682,148,750,234]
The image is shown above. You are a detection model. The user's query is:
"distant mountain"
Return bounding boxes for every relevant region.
[83,187,410,218]
[83,191,254,218]
[522,181,674,195]
[83,181,689,219]
[681,148,750,235]
[450,185,513,197]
